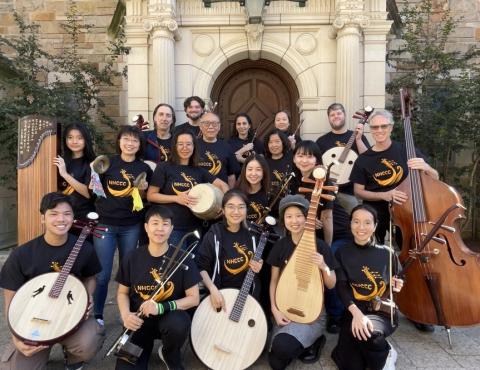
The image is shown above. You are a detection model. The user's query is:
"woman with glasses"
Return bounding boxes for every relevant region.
[147,131,229,247]
[350,110,438,244]
[93,125,153,325]
[196,189,262,311]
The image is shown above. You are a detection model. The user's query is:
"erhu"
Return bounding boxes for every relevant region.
[106,230,201,364]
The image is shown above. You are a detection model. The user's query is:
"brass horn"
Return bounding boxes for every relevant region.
[92,155,110,174]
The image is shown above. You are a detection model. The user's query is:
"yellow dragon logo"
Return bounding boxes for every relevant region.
[351,266,386,301]
[51,261,62,272]
[159,146,169,162]
[205,151,222,176]
[171,172,197,195]
[224,242,253,275]
[134,267,174,302]
[107,169,134,197]
[249,201,265,221]
[62,185,74,196]
[373,159,404,187]
[273,170,284,182]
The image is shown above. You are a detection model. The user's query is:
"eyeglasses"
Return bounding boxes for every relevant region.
[200,121,220,127]
[225,204,247,211]
[369,124,392,131]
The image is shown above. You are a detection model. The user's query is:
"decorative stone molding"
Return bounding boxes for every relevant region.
[331,0,370,37]
[245,23,264,60]
[193,34,215,57]
[143,17,181,40]
[295,33,317,55]
[148,0,177,17]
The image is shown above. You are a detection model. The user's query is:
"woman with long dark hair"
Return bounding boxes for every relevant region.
[144,103,176,163]
[54,122,96,220]
[228,113,264,166]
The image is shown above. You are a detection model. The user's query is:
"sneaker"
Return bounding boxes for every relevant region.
[298,335,326,364]
[158,345,170,370]
[96,318,105,327]
[411,320,435,332]
[382,343,398,370]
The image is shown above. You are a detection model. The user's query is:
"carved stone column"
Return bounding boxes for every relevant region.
[146,17,178,106]
[125,0,150,122]
[332,0,369,127]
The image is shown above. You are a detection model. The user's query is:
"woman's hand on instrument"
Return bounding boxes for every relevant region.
[351,311,373,341]
[407,157,430,172]
[138,180,148,191]
[315,218,324,229]
[238,143,254,155]
[249,259,263,273]
[139,300,159,317]
[385,189,408,204]
[209,286,226,312]
[122,312,144,331]
[176,191,198,208]
[355,122,365,140]
[392,276,404,293]
[287,135,296,150]
[12,335,48,357]
[272,306,291,326]
[312,252,328,271]
[53,156,68,178]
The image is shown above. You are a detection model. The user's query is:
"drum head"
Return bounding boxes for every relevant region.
[189,184,215,213]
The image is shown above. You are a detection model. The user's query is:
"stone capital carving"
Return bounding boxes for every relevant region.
[144,16,181,41]
[332,0,370,34]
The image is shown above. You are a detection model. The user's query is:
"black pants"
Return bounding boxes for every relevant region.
[115,310,190,370]
[331,313,395,370]
[268,333,305,370]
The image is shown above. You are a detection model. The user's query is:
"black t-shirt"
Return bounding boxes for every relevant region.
[58,157,95,220]
[227,137,264,161]
[95,155,153,226]
[349,141,422,215]
[196,222,258,290]
[316,130,370,194]
[265,153,293,217]
[245,189,269,224]
[150,162,216,230]
[267,234,338,272]
[116,244,201,312]
[197,139,240,183]
[335,241,400,309]
[0,234,101,292]
[143,131,172,163]
[172,122,201,138]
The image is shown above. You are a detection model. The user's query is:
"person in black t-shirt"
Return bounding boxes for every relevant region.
[197,112,240,188]
[264,129,294,219]
[196,189,262,311]
[147,131,229,248]
[268,195,337,369]
[143,103,175,163]
[55,122,96,221]
[115,206,201,370]
[228,113,264,168]
[274,110,301,151]
[0,192,103,370]
[93,125,153,325]
[332,204,403,370]
[171,96,205,138]
[316,103,370,214]
[350,110,438,244]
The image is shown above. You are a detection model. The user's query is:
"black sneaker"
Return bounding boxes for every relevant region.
[411,320,435,332]
[298,335,326,364]
[327,316,341,334]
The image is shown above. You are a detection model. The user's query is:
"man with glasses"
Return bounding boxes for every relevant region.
[197,112,240,188]
[350,110,438,243]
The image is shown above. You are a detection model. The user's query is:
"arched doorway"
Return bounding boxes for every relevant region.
[211,59,300,140]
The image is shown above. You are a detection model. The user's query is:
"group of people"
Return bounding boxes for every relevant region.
[0,97,440,370]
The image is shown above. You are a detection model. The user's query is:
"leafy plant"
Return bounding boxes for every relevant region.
[0,1,128,187]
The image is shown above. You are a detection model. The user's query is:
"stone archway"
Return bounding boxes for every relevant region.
[211,59,300,140]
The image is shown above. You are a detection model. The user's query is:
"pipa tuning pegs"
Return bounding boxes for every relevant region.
[302,177,316,184]
[298,187,313,194]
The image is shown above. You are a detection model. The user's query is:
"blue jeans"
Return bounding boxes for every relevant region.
[325,238,352,317]
[93,223,141,317]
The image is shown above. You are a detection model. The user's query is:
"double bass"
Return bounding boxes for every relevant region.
[392,89,480,340]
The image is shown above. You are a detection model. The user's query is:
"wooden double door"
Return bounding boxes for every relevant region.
[211,59,300,141]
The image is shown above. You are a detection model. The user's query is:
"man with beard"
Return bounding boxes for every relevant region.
[316,103,370,213]
[172,96,205,138]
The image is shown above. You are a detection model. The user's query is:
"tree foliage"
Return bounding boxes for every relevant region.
[387,0,480,238]
[0,1,128,187]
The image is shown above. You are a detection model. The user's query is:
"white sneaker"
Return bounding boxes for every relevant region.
[96,318,105,327]
[382,342,398,370]
[158,344,170,370]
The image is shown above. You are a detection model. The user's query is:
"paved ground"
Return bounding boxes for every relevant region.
[1,250,480,369]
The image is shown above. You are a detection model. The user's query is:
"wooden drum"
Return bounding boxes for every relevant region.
[189,184,223,220]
